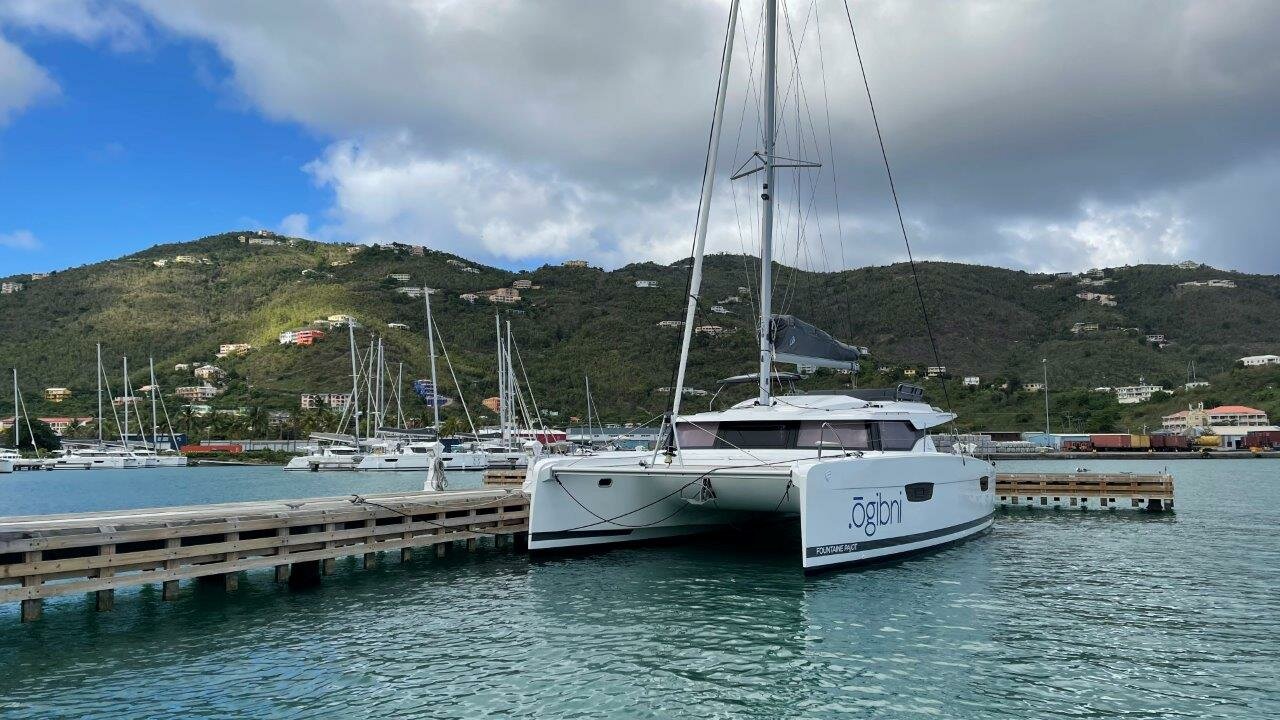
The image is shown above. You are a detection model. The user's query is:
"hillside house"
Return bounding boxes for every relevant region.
[173,255,209,265]
[513,279,534,290]
[151,259,169,267]
[396,286,425,298]
[29,272,49,280]
[459,293,479,304]
[963,376,980,387]
[903,368,918,378]
[1078,278,1112,287]
[193,365,225,382]
[1184,381,1210,390]
[1071,322,1100,334]
[486,288,521,304]
[1145,334,1166,344]
[635,280,658,288]
[926,366,947,378]
[1114,384,1164,404]
[43,387,72,403]
[710,305,730,314]
[1032,283,1054,290]
[737,286,750,295]
[216,343,253,358]
[656,320,684,328]
[1023,383,1045,392]
[1240,354,1280,366]
[1076,291,1117,306]
[1,282,24,294]
[279,329,325,347]
[112,396,140,407]
[177,385,222,401]
[39,417,92,436]
[300,393,351,410]
[387,322,409,330]
[695,325,729,336]
[1178,279,1236,289]
[563,260,589,268]
[389,273,411,283]
[174,363,191,372]
[327,314,360,328]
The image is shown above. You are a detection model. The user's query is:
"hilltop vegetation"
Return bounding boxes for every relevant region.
[2,231,1279,436]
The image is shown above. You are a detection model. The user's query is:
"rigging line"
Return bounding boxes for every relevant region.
[842,0,954,415]
[435,322,479,438]
[665,0,740,400]
[813,1,853,343]
[510,334,547,436]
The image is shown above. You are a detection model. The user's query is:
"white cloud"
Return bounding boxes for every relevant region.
[0,32,57,126]
[0,0,146,50]
[277,212,310,238]
[0,229,41,250]
[997,200,1188,272]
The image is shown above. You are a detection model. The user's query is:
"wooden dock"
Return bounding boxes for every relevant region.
[0,488,529,622]
[996,472,1173,511]
[483,467,527,487]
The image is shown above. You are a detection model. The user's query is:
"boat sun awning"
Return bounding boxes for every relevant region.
[769,315,866,371]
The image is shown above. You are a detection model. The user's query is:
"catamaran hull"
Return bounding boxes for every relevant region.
[156,456,188,467]
[526,453,994,571]
[284,456,360,471]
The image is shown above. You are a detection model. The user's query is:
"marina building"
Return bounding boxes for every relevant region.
[216,343,253,358]
[1240,354,1280,366]
[635,280,658,288]
[963,376,980,387]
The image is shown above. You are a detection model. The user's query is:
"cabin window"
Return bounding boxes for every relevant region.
[796,421,872,450]
[675,422,719,449]
[879,421,923,451]
[905,482,934,502]
[716,422,795,449]
[979,476,989,491]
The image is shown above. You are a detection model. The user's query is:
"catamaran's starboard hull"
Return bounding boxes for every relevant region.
[526,452,994,571]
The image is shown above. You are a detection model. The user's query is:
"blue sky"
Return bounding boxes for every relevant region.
[0,32,326,274]
[1,1,1278,278]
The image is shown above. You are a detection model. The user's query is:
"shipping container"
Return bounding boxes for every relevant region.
[1242,430,1280,449]
[1090,433,1132,450]
[1150,434,1190,451]
[181,443,243,454]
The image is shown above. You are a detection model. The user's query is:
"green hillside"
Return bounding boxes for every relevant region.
[2,231,1279,437]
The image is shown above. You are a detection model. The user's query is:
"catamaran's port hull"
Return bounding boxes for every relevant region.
[526,453,995,571]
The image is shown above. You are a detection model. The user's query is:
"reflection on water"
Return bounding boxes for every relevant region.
[0,460,1278,718]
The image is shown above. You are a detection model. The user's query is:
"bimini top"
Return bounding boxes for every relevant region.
[679,391,954,430]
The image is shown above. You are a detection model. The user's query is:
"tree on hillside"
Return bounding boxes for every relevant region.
[0,419,62,453]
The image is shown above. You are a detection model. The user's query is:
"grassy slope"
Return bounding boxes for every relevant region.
[2,232,1278,432]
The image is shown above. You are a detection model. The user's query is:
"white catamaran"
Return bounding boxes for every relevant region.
[525,0,994,572]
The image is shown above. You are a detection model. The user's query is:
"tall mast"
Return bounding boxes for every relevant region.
[425,288,440,432]
[150,357,158,451]
[96,343,103,445]
[347,321,360,439]
[757,0,778,406]
[584,375,593,447]
[396,362,404,428]
[122,356,131,446]
[506,320,516,439]
[672,0,740,418]
[11,368,18,450]
[496,313,508,446]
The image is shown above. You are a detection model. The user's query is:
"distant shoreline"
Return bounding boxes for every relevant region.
[984,451,1280,460]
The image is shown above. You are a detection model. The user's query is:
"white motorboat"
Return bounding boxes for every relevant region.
[0,448,17,474]
[354,439,435,471]
[53,447,142,469]
[284,442,361,471]
[527,0,993,573]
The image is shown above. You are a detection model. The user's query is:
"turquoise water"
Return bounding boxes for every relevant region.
[1,460,1278,718]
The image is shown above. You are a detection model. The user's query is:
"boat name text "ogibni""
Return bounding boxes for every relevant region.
[849,492,902,537]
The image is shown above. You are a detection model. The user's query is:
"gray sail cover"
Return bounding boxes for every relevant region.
[769,315,866,370]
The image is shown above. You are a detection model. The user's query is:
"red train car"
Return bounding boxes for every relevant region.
[1089,433,1131,450]
[1243,430,1280,450]
[1149,434,1190,451]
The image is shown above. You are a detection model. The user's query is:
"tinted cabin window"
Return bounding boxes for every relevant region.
[676,422,719,449]
[879,421,923,451]
[796,421,872,450]
[717,422,795,449]
[905,482,934,502]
